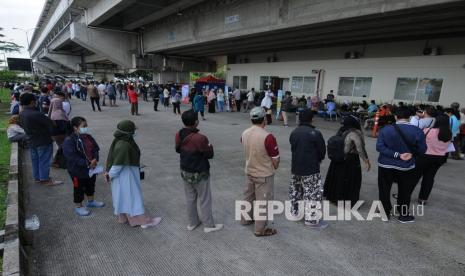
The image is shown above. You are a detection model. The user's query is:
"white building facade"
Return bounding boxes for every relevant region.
[227,38,465,106]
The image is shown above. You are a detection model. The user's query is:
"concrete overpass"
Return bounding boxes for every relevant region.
[29,0,465,81]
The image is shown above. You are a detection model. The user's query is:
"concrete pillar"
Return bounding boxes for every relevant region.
[70,22,138,69]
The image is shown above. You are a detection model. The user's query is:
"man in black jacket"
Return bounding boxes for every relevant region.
[289,109,327,229]
[175,109,223,233]
[19,93,62,186]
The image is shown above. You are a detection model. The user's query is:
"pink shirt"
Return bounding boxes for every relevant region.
[424,128,450,156]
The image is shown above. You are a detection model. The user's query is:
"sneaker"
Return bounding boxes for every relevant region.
[305,220,329,229]
[74,207,91,216]
[86,200,105,208]
[204,224,223,233]
[397,215,415,224]
[141,217,162,229]
[187,222,201,231]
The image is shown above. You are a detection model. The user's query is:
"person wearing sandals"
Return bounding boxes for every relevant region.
[63,117,105,216]
[175,110,223,233]
[19,93,63,186]
[105,120,161,228]
[289,109,328,229]
[240,107,280,237]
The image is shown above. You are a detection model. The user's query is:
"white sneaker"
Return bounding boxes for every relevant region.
[204,224,223,233]
[141,217,162,229]
[187,222,201,231]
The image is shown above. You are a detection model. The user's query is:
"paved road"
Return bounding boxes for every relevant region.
[25,99,465,275]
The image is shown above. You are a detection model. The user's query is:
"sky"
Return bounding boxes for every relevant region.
[0,0,46,61]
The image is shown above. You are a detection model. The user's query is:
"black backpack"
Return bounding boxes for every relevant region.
[327,132,349,162]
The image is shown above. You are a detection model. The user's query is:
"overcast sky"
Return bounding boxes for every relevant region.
[0,0,46,60]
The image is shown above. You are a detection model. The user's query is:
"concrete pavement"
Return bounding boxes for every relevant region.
[25,99,465,275]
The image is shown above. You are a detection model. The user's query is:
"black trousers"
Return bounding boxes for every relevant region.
[153,98,159,111]
[378,167,417,216]
[173,102,181,114]
[73,175,96,203]
[236,100,241,112]
[415,154,446,201]
[90,97,101,111]
[131,102,139,115]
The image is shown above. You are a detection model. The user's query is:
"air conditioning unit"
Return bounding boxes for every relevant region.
[344,51,360,59]
[423,47,441,56]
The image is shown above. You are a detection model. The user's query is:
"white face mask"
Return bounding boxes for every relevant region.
[79,127,89,134]
[132,130,137,138]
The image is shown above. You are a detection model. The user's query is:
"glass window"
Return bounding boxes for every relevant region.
[394,78,417,101]
[338,77,372,97]
[303,77,316,94]
[233,76,240,89]
[394,77,443,102]
[260,76,270,90]
[338,77,355,96]
[354,77,372,97]
[233,76,248,90]
[417,78,442,102]
[291,77,303,93]
[240,76,248,90]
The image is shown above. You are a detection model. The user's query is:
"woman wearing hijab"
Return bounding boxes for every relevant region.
[324,115,371,206]
[105,120,161,228]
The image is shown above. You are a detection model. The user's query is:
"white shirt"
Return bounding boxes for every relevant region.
[261,91,273,109]
[63,101,71,118]
[97,84,106,95]
[247,91,254,102]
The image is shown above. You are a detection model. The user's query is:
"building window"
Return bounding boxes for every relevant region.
[337,77,372,97]
[291,76,316,94]
[260,76,271,90]
[394,78,443,102]
[233,76,248,90]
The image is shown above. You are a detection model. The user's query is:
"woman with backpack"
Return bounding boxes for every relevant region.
[324,115,371,206]
[414,114,452,205]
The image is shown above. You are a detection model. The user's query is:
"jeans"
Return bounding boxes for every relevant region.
[218,101,224,112]
[30,144,53,181]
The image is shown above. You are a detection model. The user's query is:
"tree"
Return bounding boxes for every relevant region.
[0,27,23,53]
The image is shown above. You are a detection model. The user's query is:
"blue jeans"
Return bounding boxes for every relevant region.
[218,101,224,112]
[30,144,53,181]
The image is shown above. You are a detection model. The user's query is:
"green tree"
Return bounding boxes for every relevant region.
[0,27,23,53]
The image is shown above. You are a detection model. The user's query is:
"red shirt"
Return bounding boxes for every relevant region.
[128,89,138,103]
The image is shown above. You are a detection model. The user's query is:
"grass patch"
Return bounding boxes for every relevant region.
[0,87,12,230]
[0,87,11,271]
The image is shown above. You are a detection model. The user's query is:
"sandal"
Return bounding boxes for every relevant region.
[254,228,277,237]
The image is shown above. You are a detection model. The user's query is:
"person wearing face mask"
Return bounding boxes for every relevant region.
[105,120,162,228]
[63,116,105,216]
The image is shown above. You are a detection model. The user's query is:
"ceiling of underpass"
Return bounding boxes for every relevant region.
[153,1,465,58]
[96,0,181,30]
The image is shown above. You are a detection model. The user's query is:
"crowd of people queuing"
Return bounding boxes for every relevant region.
[2,78,465,235]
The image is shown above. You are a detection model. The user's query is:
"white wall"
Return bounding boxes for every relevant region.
[227,54,465,106]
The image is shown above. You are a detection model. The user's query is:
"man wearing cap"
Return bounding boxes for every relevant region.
[240,107,280,237]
